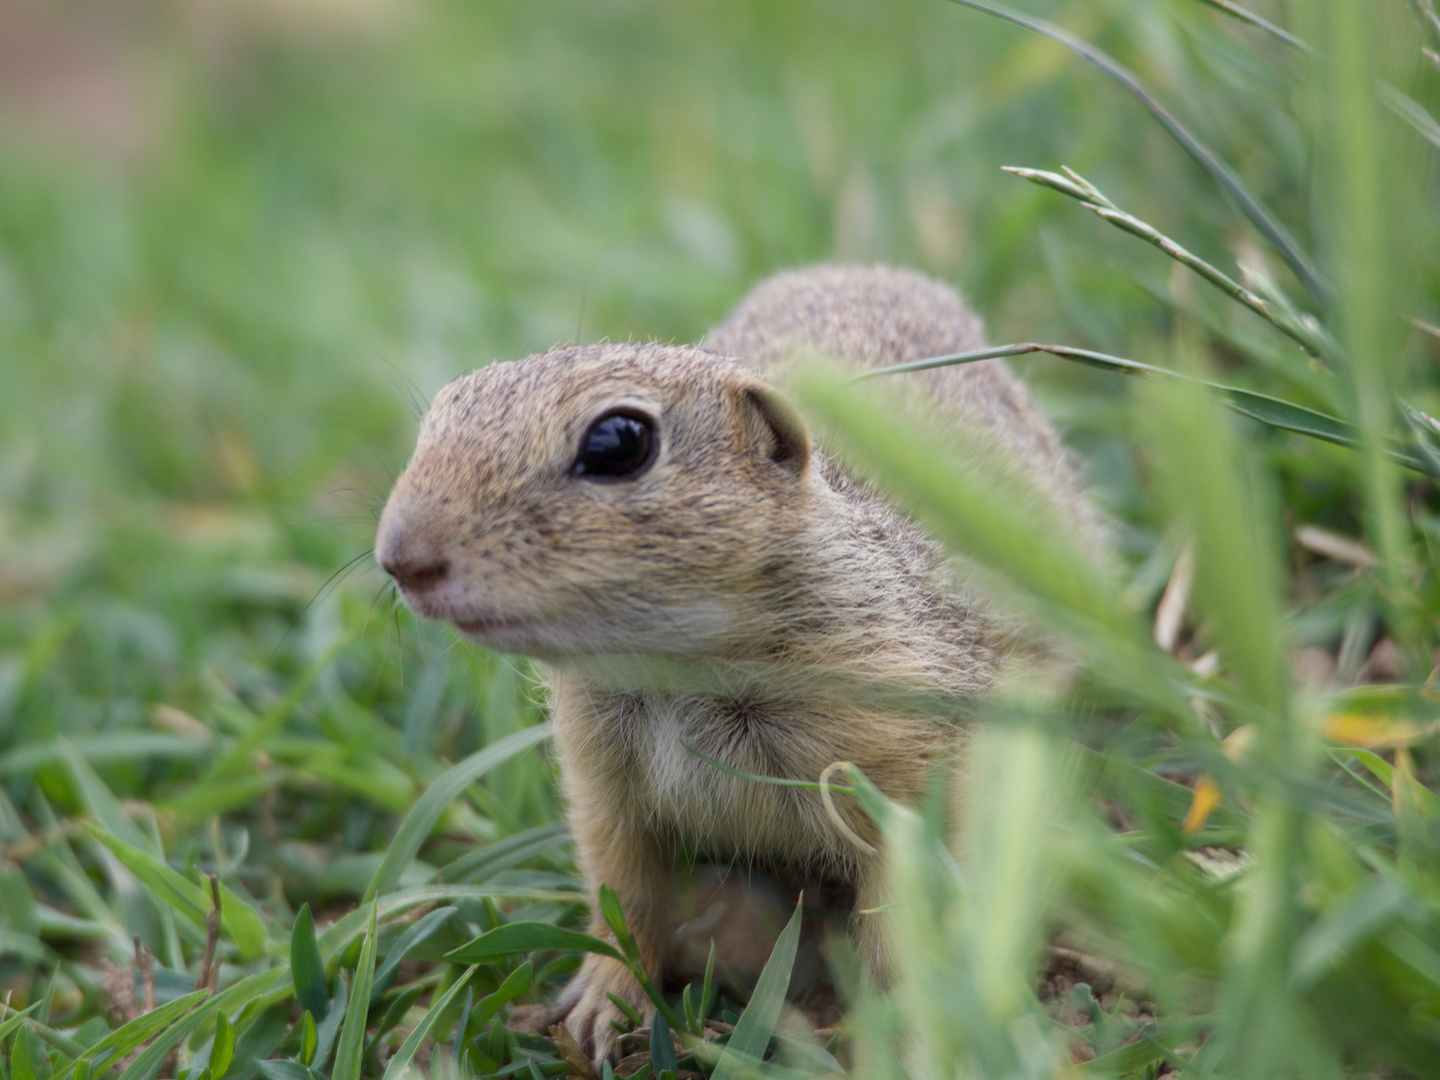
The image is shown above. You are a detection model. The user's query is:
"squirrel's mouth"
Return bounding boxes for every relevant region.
[452,616,527,637]
[397,593,527,639]
[450,614,569,660]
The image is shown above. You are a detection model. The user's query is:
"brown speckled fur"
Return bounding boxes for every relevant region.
[375,265,1102,1061]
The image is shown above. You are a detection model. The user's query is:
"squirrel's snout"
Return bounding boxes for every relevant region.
[376,509,452,595]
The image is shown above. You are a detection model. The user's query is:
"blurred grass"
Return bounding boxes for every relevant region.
[3,0,1440,1076]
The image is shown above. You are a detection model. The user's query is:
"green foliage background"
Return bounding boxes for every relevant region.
[3,0,1440,1076]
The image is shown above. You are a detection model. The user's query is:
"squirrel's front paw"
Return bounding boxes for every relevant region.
[554,954,652,1064]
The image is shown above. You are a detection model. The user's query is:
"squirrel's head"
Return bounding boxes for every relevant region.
[375,343,811,660]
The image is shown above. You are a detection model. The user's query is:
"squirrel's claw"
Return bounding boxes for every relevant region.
[554,954,652,1065]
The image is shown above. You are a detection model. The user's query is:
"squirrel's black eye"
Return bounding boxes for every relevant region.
[573,411,657,480]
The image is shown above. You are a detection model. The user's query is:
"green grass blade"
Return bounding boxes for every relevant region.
[1138,346,1289,720]
[446,922,625,964]
[63,741,155,854]
[681,983,697,1035]
[300,1011,318,1066]
[439,822,569,884]
[9,1015,84,1061]
[290,904,330,1020]
[116,971,292,1080]
[210,1012,235,1080]
[255,1064,326,1080]
[84,824,268,959]
[370,906,456,1002]
[699,941,717,1028]
[1313,0,1428,647]
[1291,877,1410,988]
[364,722,552,901]
[315,885,584,961]
[1081,1036,1171,1077]
[380,965,479,1080]
[880,728,1076,1075]
[475,961,532,1024]
[55,991,208,1080]
[332,900,378,1080]
[164,772,288,819]
[0,734,204,778]
[310,973,348,1073]
[710,898,803,1080]
[607,992,645,1030]
[205,635,355,782]
[1399,403,1440,476]
[650,1008,677,1078]
[598,884,638,960]
[863,343,1440,478]
[11,1025,40,1080]
[1337,750,1440,814]
[797,363,1207,726]
[0,1005,40,1045]
[1140,342,1302,1073]
[800,363,1135,639]
[943,0,1327,302]
[449,984,473,1069]
[680,741,854,793]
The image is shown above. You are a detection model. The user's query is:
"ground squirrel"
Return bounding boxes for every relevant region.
[375,265,1102,1061]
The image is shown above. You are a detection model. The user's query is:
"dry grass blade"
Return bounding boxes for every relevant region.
[1154,545,1195,654]
[1192,0,1316,53]
[1412,0,1440,53]
[1294,525,1378,568]
[944,0,1327,302]
[549,1024,597,1079]
[819,761,878,856]
[134,938,155,1014]
[1006,165,1328,356]
[1379,82,1440,152]
[196,875,222,993]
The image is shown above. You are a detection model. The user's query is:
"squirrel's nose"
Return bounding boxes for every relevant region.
[380,550,451,592]
[375,498,453,594]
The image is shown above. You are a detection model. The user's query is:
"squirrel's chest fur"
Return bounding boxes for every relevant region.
[550,671,948,874]
[624,694,827,859]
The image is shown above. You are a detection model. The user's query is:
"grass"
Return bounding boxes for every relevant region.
[2,0,1440,1077]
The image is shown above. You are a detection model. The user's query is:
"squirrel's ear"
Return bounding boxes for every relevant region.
[737,379,809,476]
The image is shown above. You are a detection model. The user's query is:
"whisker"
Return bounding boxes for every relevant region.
[283,456,389,512]
[361,578,397,635]
[272,549,376,655]
[326,485,388,512]
[383,358,430,424]
[305,514,389,529]
[363,581,403,692]
[360,445,400,492]
[391,594,405,687]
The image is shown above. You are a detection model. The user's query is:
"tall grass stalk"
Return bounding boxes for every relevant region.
[1309,1,1429,655]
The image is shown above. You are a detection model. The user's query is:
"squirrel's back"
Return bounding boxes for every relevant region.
[704,265,1106,560]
